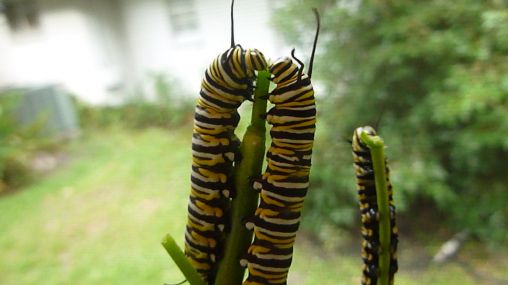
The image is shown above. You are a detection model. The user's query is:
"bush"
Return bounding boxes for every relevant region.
[79,73,194,130]
[276,0,508,245]
[0,93,37,191]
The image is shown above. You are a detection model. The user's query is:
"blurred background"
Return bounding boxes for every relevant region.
[1,0,507,284]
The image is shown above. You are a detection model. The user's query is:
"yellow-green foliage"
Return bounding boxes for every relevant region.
[275,0,508,244]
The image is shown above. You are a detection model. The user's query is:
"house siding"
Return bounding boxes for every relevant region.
[0,0,283,104]
[0,0,126,104]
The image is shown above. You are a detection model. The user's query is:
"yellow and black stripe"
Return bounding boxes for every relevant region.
[241,53,316,285]
[352,126,398,285]
[186,45,267,283]
[241,9,320,284]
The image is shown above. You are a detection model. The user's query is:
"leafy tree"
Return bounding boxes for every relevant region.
[274,0,508,244]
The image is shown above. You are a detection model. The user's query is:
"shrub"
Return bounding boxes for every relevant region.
[79,73,194,130]
[276,0,508,245]
[0,93,36,191]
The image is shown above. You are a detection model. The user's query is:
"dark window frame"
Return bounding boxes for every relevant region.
[1,0,40,32]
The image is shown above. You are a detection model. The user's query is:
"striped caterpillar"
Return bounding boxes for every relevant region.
[240,10,320,285]
[352,126,398,285]
[185,1,267,282]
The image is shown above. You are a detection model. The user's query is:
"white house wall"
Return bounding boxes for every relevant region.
[0,0,286,104]
[0,0,126,104]
[120,0,283,99]
[120,0,175,96]
[0,6,95,95]
[85,0,128,100]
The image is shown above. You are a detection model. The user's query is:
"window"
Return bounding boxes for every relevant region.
[167,0,198,35]
[1,0,40,32]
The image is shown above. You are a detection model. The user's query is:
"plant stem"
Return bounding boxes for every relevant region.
[214,70,270,285]
[360,131,390,285]
[161,234,207,285]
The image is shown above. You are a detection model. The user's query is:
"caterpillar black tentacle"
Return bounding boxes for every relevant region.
[352,126,398,285]
[290,49,305,84]
[307,8,320,79]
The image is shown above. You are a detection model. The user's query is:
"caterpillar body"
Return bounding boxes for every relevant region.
[240,54,316,284]
[352,126,398,285]
[186,44,267,283]
[240,9,320,284]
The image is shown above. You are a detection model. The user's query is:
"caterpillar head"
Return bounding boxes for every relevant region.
[356,126,377,137]
[269,57,299,85]
[223,45,248,79]
[353,126,377,150]
[245,48,267,77]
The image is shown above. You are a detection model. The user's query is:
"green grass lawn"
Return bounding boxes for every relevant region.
[0,127,505,284]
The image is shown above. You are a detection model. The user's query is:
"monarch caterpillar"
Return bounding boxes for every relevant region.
[240,9,320,285]
[185,0,267,282]
[352,126,398,285]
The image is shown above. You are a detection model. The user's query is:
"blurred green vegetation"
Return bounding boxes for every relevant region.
[0,128,190,284]
[0,92,46,191]
[274,0,508,245]
[1,73,193,193]
[1,128,506,284]
[78,73,194,130]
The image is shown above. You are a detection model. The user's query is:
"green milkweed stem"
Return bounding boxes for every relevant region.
[161,234,207,285]
[214,70,271,285]
[359,131,391,285]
